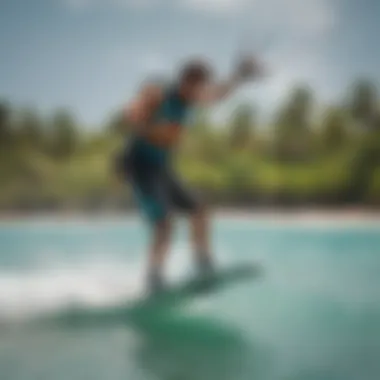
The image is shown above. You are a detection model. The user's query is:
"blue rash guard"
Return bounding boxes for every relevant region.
[129,85,191,166]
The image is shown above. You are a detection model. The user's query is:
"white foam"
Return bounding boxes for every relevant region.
[0,258,146,321]
[0,243,222,322]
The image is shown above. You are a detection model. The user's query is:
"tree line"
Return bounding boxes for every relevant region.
[0,79,380,212]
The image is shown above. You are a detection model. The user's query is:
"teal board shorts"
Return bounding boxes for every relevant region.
[118,141,199,224]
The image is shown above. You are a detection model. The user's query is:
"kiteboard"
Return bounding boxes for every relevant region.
[132,261,261,310]
[41,261,261,328]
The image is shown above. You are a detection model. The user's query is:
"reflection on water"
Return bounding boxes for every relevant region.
[131,313,265,380]
[35,302,271,380]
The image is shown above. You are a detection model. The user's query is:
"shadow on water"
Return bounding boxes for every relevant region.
[130,312,270,380]
[26,304,271,380]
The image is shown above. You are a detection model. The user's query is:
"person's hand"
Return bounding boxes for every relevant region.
[234,55,267,82]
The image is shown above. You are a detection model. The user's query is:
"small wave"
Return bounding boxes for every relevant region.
[0,260,146,323]
[0,243,222,324]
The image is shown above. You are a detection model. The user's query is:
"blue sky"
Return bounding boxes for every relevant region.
[1,0,379,126]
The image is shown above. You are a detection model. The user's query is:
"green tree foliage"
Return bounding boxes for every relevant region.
[320,106,348,152]
[50,109,77,159]
[107,110,129,136]
[17,108,44,151]
[349,79,378,129]
[192,108,212,134]
[0,101,12,148]
[1,78,380,211]
[229,104,255,149]
[274,86,314,161]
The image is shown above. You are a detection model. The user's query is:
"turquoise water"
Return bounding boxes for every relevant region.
[0,217,380,380]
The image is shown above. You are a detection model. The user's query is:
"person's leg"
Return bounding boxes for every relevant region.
[166,170,215,276]
[130,163,172,293]
[146,216,172,292]
[190,204,214,275]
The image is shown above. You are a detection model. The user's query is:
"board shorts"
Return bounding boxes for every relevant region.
[117,149,199,224]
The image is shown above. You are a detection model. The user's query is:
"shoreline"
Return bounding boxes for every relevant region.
[0,207,379,224]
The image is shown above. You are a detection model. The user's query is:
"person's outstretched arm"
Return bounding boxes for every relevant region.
[198,56,266,105]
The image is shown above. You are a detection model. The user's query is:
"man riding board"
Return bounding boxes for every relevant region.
[118,56,264,293]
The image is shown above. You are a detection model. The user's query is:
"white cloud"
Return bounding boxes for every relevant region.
[139,52,169,73]
[61,0,341,112]
[64,0,160,10]
[185,0,339,108]
[182,0,337,37]
[181,0,250,14]
[63,0,337,39]
[63,0,89,9]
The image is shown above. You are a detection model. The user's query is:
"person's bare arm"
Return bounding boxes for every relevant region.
[199,78,241,104]
[198,56,266,105]
[124,84,163,135]
[124,83,178,146]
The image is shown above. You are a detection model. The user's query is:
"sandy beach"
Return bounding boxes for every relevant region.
[0,207,379,225]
